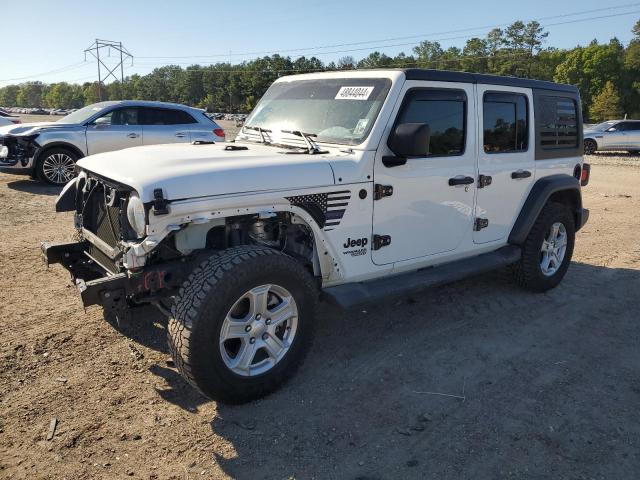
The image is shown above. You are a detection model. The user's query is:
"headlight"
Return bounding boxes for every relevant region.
[126,193,146,238]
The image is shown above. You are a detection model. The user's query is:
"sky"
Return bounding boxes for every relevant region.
[1,0,638,86]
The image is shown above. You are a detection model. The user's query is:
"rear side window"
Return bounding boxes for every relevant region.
[141,108,197,125]
[395,89,466,156]
[538,96,578,150]
[618,122,640,132]
[483,92,528,153]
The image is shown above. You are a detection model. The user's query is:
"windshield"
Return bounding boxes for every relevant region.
[590,121,618,132]
[56,103,111,124]
[241,78,392,146]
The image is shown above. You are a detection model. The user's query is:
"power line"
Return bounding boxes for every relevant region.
[136,2,640,60]
[0,62,87,82]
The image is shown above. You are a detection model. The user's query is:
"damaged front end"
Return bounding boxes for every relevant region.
[42,173,196,319]
[0,133,40,171]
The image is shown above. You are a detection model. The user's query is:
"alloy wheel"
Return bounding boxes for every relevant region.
[219,284,299,376]
[540,222,568,277]
[42,152,75,185]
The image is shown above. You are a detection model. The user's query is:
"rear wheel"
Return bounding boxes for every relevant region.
[36,147,78,186]
[583,139,597,155]
[512,202,575,292]
[168,246,318,404]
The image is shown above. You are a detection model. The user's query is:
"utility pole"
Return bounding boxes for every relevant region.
[84,39,133,101]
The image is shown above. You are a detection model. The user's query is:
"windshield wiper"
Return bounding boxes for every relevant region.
[243,125,271,144]
[280,130,327,154]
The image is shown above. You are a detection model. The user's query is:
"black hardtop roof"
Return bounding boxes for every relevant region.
[394,68,578,93]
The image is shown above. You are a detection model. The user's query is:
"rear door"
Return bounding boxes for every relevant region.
[140,107,194,145]
[474,85,535,243]
[85,107,142,155]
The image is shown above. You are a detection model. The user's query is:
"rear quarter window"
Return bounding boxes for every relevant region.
[533,91,582,160]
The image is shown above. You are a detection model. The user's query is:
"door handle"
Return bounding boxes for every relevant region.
[175,132,186,138]
[448,176,474,186]
[127,133,140,139]
[511,170,532,179]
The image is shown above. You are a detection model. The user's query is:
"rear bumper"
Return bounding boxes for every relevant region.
[41,241,191,309]
[576,207,589,231]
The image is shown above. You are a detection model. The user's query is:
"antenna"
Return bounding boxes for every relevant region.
[83,39,133,100]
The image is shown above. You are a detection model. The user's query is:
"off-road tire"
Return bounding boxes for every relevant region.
[512,202,575,292]
[36,147,79,186]
[168,246,318,404]
[583,139,597,155]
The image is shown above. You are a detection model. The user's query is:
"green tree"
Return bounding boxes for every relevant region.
[0,85,20,106]
[16,82,47,107]
[589,81,622,121]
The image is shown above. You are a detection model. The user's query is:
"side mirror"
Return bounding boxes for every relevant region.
[606,127,617,132]
[93,116,111,127]
[388,123,431,158]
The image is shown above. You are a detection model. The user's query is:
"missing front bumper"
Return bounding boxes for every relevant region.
[41,241,190,309]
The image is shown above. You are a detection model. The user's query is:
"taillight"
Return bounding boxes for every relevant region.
[213,128,225,138]
[581,163,590,187]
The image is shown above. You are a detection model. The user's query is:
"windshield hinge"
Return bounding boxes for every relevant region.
[153,188,169,215]
[374,184,394,200]
[478,174,492,188]
[372,234,392,250]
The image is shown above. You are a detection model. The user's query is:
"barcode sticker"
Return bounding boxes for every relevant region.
[335,86,374,101]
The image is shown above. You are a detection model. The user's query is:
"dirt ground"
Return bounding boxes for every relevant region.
[1,152,639,480]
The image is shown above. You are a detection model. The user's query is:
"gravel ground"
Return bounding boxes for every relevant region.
[0,154,639,479]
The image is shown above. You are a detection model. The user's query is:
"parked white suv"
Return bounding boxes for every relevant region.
[44,69,590,404]
[0,100,225,185]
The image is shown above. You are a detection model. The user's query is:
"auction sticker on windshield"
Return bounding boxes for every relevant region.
[335,86,375,101]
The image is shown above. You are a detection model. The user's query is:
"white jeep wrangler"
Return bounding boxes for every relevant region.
[44,69,590,404]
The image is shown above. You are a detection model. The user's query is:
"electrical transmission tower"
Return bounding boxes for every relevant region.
[83,39,133,100]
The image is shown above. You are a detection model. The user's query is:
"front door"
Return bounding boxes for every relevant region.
[86,107,142,155]
[474,85,535,243]
[372,82,477,265]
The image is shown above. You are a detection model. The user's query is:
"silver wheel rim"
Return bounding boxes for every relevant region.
[42,153,75,184]
[540,222,567,276]
[219,284,299,377]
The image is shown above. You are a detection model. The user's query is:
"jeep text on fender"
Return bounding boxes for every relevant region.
[44,69,589,404]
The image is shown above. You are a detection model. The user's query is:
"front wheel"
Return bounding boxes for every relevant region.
[583,139,597,155]
[36,147,78,186]
[168,246,318,404]
[512,202,575,292]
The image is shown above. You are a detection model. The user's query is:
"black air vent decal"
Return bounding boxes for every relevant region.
[286,190,351,231]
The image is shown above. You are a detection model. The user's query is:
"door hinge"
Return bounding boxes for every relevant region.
[478,174,492,188]
[374,184,394,200]
[153,188,169,215]
[372,234,392,250]
[474,218,489,231]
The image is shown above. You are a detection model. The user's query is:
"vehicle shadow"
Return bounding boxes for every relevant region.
[7,179,62,196]
[124,261,640,479]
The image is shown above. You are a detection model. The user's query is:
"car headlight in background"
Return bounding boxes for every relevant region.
[126,193,146,238]
[0,146,8,158]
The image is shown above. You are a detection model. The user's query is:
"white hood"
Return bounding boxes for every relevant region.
[77,143,337,202]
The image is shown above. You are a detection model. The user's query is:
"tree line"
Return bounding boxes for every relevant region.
[1,20,639,122]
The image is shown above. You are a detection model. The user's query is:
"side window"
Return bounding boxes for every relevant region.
[141,108,196,125]
[617,122,639,132]
[95,108,139,126]
[538,96,578,149]
[394,89,466,156]
[483,92,528,153]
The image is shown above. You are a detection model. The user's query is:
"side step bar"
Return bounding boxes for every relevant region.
[323,245,522,308]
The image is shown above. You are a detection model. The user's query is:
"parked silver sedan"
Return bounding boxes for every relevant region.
[0,100,225,185]
[583,119,640,155]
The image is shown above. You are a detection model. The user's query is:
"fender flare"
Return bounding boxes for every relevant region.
[508,174,584,245]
